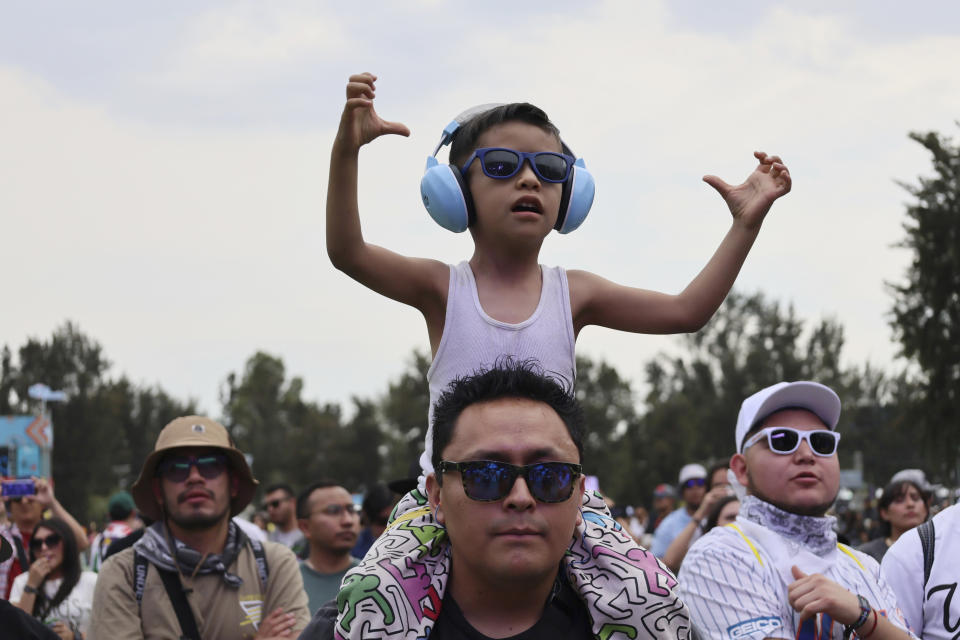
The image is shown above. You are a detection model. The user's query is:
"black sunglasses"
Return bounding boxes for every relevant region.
[264,498,289,510]
[30,532,62,551]
[461,147,575,183]
[157,453,228,483]
[438,460,582,503]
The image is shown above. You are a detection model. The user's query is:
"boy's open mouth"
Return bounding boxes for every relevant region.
[511,197,542,214]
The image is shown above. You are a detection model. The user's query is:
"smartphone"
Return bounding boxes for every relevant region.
[1,479,36,498]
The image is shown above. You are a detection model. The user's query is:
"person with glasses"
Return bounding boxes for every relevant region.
[262,483,306,556]
[1,477,89,601]
[10,517,97,639]
[90,416,310,640]
[650,463,708,558]
[679,382,915,640]
[294,481,360,614]
[303,360,694,640]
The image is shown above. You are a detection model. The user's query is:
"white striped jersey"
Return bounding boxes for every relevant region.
[678,520,916,639]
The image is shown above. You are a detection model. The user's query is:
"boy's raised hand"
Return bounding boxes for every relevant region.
[337,72,410,151]
[703,151,791,229]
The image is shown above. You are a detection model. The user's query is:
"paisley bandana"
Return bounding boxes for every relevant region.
[335,489,693,640]
[739,495,837,556]
[134,521,246,588]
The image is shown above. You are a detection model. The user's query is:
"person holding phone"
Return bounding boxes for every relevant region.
[1,477,90,600]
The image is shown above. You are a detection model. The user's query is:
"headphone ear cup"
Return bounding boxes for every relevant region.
[555,160,595,234]
[420,157,473,233]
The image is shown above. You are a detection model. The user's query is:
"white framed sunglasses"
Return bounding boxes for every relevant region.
[743,426,840,457]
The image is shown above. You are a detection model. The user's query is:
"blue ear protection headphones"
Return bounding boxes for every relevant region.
[419,106,596,234]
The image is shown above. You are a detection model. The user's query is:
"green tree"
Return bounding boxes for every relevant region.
[618,291,908,505]
[889,128,960,482]
[378,351,430,483]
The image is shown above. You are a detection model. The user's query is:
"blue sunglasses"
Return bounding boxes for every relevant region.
[462,147,575,183]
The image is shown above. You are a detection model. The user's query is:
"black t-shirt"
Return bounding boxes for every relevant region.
[429,578,593,640]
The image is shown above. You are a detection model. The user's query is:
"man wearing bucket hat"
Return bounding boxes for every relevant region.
[90,416,310,639]
[678,382,915,639]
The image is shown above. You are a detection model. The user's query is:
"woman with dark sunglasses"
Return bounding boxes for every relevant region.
[11,518,98,639]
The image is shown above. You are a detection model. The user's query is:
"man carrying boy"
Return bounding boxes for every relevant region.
[300,361,694,639]
[326,71,790,640]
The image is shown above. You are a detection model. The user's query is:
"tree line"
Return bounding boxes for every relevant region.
[1,126,957,524]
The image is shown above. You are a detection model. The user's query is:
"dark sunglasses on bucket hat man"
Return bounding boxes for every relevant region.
[131,416,258,522]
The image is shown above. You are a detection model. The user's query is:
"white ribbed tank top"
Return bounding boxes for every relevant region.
[418,261,576,486]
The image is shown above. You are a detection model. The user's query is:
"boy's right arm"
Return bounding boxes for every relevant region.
[327,73,449,344]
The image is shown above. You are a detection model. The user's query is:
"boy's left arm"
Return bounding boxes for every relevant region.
[570,151,790,334]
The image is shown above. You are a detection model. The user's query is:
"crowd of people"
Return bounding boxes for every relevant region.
[2,370,956,639]
[2,75,957,638]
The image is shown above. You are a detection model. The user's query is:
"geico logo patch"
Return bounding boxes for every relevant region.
[727,616,782,639]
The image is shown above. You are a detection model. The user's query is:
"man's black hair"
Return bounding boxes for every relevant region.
[296,480,342,519]
[264,483,295,499]
[431,358,585,473]
[448,103,562,169]
[877,479,931,536]
[361,484,395,523]
[706,462,729,491]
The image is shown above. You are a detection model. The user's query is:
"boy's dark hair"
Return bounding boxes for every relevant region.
[878,479,931,536]
[28,517,81,620]
[296,480,341,519]
[431,358,584,472]
[264,483,295,498]
[448,103,562,169]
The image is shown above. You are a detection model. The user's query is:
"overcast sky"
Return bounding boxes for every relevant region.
[2,1,959,417]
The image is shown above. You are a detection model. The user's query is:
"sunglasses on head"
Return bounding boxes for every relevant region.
[461,147,575,183]
[30,532,62,551]
[438,460,582,503]
[743,427,841,457]
[682,478,706,489]
[157,453,228,483]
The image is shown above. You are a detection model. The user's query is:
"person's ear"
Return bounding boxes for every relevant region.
[297,517,310,537]
[426,473,444,525]
[575,476,586,527]
[730,453,749,488]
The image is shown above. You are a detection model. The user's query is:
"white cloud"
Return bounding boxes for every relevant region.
[2,0,958,415]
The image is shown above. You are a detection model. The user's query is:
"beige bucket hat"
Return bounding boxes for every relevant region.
[131,416,258,521]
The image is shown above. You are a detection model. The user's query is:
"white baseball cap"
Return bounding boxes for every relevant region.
[735,381,841,454]
[678,463,707,485]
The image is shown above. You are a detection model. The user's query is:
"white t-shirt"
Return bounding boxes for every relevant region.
[882,503,960,640]
[10,570,98,636]
[679,516,915,639]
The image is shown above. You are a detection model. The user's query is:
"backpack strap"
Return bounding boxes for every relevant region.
[133,548,201,640]
[133,550,150,604]
[246,534,269,592]
[916,518,935,591]
[156,566,202,640]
